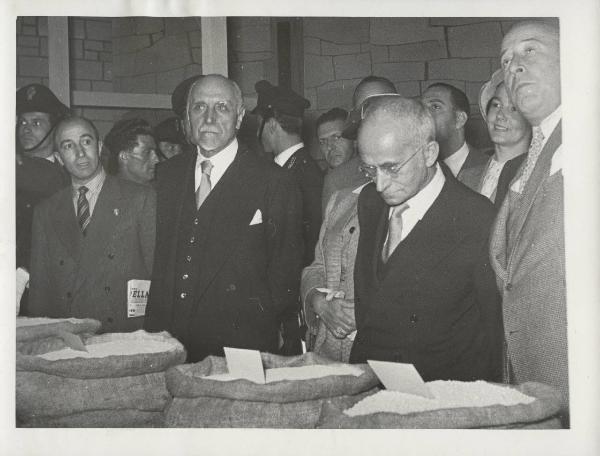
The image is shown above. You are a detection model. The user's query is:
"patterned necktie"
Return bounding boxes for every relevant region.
[519,126,545,193]
[382,203,409,263]
[77,186,90,234]
[196,159,214,209]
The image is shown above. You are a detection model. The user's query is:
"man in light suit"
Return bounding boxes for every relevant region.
[145,74,303,362]
[27,117,156,333]
[422,83,488,191]
[350,96,502,382]
[489,20,568,416]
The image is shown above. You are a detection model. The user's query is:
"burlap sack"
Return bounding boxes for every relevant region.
[16,317,102,342]
[19,409,165,428]
[164,352,380,428]
[16,371,170,420]
[316,382,564,429]
[17,330,186,378]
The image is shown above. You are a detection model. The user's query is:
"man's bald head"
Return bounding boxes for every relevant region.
[353,76,397,108]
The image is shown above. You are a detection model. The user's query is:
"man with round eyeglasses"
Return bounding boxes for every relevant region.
[349,96,502,383]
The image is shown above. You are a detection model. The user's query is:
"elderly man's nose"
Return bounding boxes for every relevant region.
[375,169,390,192]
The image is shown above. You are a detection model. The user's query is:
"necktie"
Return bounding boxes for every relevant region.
[382,203,409,263]
[77,186,90,234]
[519,126,545,193]
[196,159,214,209]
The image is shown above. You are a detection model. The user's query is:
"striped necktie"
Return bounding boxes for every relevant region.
[77,186,90,234]
[382,203,409,263]
[519,126,545,193]
[196,159,214,209]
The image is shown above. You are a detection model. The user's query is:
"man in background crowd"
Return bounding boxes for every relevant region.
[155,116,187,161]
[253,80,323,355]
[316,108,356,172]
[27,116,156,332]
[145,74,303,362]
[321,75,397,211]
[15,84,70,314]
[350,95,502,382]
[103,118,160,185]
[489,20,568,419]
[422,83,488,191]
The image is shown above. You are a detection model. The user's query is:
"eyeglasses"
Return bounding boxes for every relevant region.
[359,145,424,180]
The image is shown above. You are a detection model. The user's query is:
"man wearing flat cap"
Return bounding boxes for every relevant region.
[253,80,323,355]
[145,74,304,362]
[15,84,70,314]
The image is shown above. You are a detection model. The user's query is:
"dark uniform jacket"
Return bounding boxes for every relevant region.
[27,175,156,333]
[350,174,503,382]
[145,144,303,362]
[282,146,323,267]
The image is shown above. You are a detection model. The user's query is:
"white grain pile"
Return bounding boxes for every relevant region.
[38,339,175,360]
[345,380,535,417]
[17,317,80,327]
[203,364,363,383]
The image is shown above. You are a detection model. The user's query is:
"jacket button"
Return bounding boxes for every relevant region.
[182,274,189,280]
[506,283,513,291]
[226,283,236,292]
[410,314,418,324]
[180,292,187,299]
[194,218,199,225]
[349,226,356,234]
[189,236,195,244]
[186,255,192,262]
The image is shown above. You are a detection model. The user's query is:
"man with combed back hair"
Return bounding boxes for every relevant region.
[145,74,303,362]
[350,96,502,382]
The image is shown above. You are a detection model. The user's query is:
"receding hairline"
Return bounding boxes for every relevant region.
[56,116,99,141]
[502,20,560,49]
[187,74,244,108]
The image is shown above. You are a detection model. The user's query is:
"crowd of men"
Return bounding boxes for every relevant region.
[15,20,568,423]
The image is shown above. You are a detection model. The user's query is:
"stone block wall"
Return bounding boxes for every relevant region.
[302,17,535,150]
[16,17,49,88]
[69,17,113,92]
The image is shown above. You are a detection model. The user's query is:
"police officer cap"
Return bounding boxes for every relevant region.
[252,80,310,118]
[171,75,204,118]
[16,84,69,118]
[155,117,186,144]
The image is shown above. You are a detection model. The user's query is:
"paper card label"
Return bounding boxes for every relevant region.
[367,360,434,399]
[224,347,265,384]
[127,279,151,318]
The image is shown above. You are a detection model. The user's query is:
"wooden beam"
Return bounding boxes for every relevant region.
[48,17,70,107]
[201,17,228,76]
[71,91,171,109]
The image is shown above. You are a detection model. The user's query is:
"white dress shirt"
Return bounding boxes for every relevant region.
[479,158,507,201]
[387,163,445,242]
[71,167,106,217]
[195,138,238,192]
[274,142,304,167]
[443,141,469,177]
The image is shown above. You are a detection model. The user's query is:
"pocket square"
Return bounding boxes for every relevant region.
[249,209,263,225]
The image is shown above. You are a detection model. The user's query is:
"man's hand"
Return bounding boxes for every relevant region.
[308,289,356,339]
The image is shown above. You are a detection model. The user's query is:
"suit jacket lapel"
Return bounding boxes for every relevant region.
[50,187,83,261]
[507,122,562,259]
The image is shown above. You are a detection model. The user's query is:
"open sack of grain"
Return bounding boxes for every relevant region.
[164,351,379,428]
[16,330,186,428]
[317,381,564,429]
[16,317,102,355]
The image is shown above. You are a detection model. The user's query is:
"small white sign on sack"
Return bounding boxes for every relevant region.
[367,360,434,399]
[127,279,151,318]
[224,347,265,384]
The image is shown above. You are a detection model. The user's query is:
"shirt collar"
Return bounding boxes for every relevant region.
[274,142,304,167]
[443,141,469,177]
[72,167,106,193]
[196,138,238,169]
[395,163,445,221]
[539,105,562,142]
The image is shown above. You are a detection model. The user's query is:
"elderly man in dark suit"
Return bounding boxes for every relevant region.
[422,83,488,191]
[349,96,502,382]
[489,20,568,417]
[27,116,156,333]
[144,74,303,362]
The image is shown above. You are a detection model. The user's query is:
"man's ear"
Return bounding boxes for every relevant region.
[236,105,246,130]
[455,110,468,130]
[423,140,439,167]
